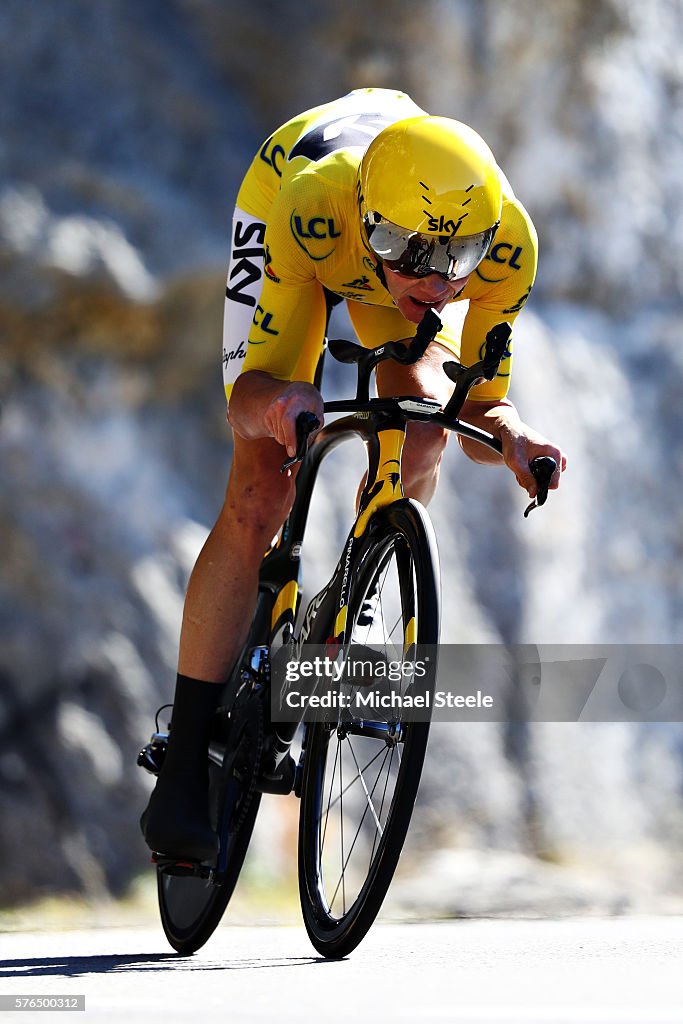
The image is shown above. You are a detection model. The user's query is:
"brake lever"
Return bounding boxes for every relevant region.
[523,456,557,517]
[280,411,321,473]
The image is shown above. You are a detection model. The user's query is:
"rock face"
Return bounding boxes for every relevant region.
[1,0,683,906]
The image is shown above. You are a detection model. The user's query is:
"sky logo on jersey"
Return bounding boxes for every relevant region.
[226,220,266,307]
[290,212,341,260]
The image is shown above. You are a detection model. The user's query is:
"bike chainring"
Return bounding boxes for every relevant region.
[212,684,266,854]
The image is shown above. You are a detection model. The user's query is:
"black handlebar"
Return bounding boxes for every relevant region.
[393,308,443,365]
[327,307,444,403]
[280,411,320,473]
[524,456,557,517]
[278,310,556,518]
[442,321,512,420]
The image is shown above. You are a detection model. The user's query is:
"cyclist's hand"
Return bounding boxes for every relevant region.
[263,382,324,458]
[500,424,567,498]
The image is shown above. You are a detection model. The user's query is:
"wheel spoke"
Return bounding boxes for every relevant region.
[345,736,386,837]
[316,741,390,821]
[320,730,342,856]
[339,740,345,913]
[327,738,393,910]
[371,742,396,862]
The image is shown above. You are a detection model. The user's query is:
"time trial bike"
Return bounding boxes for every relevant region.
[138,308,555,958]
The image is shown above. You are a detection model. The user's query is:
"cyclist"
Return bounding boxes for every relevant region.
[141,88,566,861]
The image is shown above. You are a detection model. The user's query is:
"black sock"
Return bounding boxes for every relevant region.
[162,674,223,775]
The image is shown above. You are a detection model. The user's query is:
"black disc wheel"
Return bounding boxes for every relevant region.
[298,499,440,957]
[157,680,265,954]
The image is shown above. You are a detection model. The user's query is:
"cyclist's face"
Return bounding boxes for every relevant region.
[383,267,470,323]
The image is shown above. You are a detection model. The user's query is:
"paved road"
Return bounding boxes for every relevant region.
[1,917,682,1023]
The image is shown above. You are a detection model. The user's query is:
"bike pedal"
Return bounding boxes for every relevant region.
[151,854,214,879]
[137,733,169,775]
[258,753,296,795]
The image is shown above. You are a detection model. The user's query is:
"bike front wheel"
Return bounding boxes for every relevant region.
[298,499,440,957]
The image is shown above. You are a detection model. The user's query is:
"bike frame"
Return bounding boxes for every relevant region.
[258,395,503,653]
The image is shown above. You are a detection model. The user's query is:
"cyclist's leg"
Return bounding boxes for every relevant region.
[178,435,299,682]
[142,201,267,858]
[142,435,299,858]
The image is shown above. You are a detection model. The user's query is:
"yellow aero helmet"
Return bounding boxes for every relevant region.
[359,115,502,237]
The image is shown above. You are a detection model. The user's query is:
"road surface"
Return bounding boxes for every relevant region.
[1,917,682,1023]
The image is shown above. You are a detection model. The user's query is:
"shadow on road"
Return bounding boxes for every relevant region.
[0,953,329,978]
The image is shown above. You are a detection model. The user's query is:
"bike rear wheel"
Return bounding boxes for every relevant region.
[298,499,440,957]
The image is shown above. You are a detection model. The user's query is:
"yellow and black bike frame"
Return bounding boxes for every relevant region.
[258,409,405,642]
[244,313,522,763]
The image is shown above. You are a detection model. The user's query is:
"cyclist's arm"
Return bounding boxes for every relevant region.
[229,182,328,452]
[228,268,327,452]
[458,397,566,496]
[458,193,538,401]
[228,372,323,456]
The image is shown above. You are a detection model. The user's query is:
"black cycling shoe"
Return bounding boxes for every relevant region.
[140,769,219,863]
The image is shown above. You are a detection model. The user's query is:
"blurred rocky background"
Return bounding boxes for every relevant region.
[2,0,683,916]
